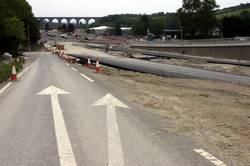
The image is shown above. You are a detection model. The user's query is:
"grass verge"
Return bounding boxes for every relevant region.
[0,58,24,83]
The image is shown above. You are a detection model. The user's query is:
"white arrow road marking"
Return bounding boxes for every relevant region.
[194,149,226,166]
[38,86,77,166]
[66,63,70,66]
[92,93,129,166]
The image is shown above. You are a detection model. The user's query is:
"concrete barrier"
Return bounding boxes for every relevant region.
[131,44,250,61]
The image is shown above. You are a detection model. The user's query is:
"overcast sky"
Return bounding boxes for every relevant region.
[27,0,250,17]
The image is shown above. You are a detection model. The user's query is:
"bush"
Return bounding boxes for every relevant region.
[0,63,12,83]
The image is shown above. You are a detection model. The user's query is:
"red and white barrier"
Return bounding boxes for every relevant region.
[59,51,64,58]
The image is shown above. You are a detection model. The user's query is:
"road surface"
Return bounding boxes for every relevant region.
[0,52,227,166]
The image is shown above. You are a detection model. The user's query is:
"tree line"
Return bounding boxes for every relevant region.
[45,23,76,33]
[94,13,178,37]
[222,11,250,38]
[94,1,250,39]
[0,0,40,55]
[216,3,250,15]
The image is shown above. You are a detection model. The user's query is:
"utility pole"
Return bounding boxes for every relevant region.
[27,24,31,51]
[178,18,183,41]
[178,17,185,54]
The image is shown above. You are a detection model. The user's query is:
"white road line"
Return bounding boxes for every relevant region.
[17,66,30,78]
[66,63,70,66]
[80,73,94,83]
[38,86,77,166]
[0,82,12,94]
[194,149,226,166]
[71,67,77,72]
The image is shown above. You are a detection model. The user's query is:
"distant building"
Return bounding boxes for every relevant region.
[90,26,132,37]
[211,27,222,38]
[164,29,181,39]
[121,27,132,37]
[90,26,111,35]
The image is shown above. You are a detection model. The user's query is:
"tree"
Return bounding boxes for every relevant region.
[178,0,218,38]
[59,24,67,32]
[79,22,86,29]
[68,24,75,32]
[45,23,49,31]
[132,15,150,36]
[166,13,179,30]
[149,17,166,37]
[5,0,40,44]
[222,11,250,37]
[1,17,25,54]
[114,24,122,36]
[0,0,40,54]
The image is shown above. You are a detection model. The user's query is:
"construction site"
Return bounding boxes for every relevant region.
[43,32,250,165]
[2,0,250,165]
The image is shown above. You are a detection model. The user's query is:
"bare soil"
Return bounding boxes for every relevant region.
[94,67,250,166]
[62,42,250,165]
[151,58,250,76]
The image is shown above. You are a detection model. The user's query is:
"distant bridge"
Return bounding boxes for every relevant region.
[37,17,101,29]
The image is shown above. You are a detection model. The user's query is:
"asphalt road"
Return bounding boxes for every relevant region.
[0,52,226,166]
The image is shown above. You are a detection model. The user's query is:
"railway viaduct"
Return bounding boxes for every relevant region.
[37,17,101,29]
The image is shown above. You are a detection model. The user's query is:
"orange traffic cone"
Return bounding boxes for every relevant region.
[60,51,64,58]
[95,58,102,73]
[11,65,17,81]
[85,58,91,68]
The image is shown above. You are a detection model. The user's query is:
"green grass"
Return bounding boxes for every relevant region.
[0,58,24,83]
[216,7,250,18]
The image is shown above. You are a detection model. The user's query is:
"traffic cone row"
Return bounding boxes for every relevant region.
[55,49,60,54]
[52,48,57,54]
[67,56,78,64]
[55,50,78,64]
[46,47,51,52]
[59,50,64,58]
[54,50,103,73]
